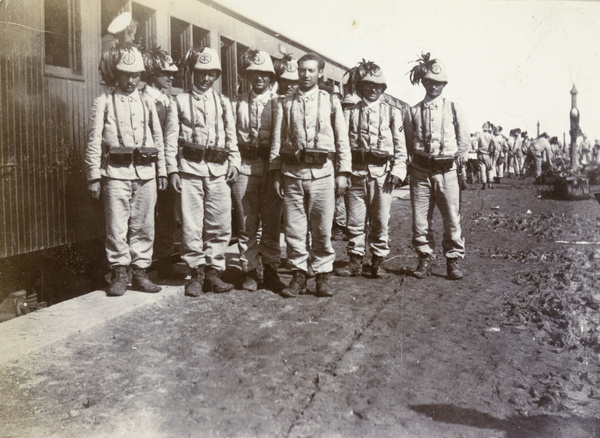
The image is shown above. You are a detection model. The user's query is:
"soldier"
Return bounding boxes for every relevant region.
[334,60,407,278]
[273,54,299,96]
[407,54,469,280]
[477,121,497,189]
[493,126,508,184]
[270,52,352,297]
[141,47,184,282]
[231,49,285,292]
[85,44,167,296]
[164,47,241,297]
[507,128,522,179]
[332,92,361,242]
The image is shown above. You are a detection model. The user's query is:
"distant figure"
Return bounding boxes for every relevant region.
[592,140,600,165]
[580,135,592,168]
[407,53,469,280]
[492,126,508,184]
[477,121,497,189]
[507,128,523,179]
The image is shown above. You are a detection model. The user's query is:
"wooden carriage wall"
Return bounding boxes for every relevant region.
[0,0,349,260]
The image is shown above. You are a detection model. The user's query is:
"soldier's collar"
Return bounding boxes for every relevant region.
[296,86,319,100]
[115,88,140,101]
[251,88,272,103]
[192,87,211,99]
[422,94,443,108]
[144,84,162,100]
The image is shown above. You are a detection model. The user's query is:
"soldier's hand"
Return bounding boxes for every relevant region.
[335,175,348,196]
[88,181,101,200]
[273,172,284,199]
[169,173,182,193]
[226,166,239,183]
[158,176,168,191]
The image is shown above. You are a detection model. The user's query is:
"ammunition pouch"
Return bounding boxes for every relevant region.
[239,141,270,161]
[413,150,455,173]
[204,146,230,164]
[303,148,332,165]
[351,148,367,164]
[133,147,158,165]
[179,139,205,163]
[238,142,259,160]
[280,143,303,165]
[108,146,133,166]
[367,149,393,166]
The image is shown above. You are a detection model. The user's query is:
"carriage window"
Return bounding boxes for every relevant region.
[171,19,210,90]
[44,0,82,76]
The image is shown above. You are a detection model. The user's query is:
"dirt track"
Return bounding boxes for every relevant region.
[1,179,599,438]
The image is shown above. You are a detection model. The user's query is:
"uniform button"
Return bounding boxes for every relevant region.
[133,127,137,130]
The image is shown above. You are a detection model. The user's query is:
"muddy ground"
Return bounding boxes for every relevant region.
[1,178,599,438]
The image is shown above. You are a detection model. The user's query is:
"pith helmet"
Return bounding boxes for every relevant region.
[193,47,221,72]
[482,121,492,131]
[108,12,132,35]
[275,54,299,81]
[116,46,145,73]
[243,50,275,74]
[357,62,387,87]
[423,59,448,83]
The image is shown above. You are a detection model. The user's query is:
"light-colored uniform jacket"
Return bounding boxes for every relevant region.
[231,89,277,176]
[409,96,469,171]
[344,98,407,181]
[85,89,166,183]
[164,88,240,177]
[270,87,351,179]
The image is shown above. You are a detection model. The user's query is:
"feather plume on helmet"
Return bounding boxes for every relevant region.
[99,43,139,86]
[343,59,386,94]
[408,52,434,85]
[239,49,261,75]
[409,52,448,84]
[142,47,177,82]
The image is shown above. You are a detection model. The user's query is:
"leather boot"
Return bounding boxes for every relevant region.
[185,267,205,297]
[447,258,464,280]
[132,266,162,293]
[487,182,494,189]
[242,269,259,292]
[413,255,432,279]
[481,183,486,190]
[263,265,285,293]
[370,255,385,278]
[203,267,233,293]
[315,272,334,297]
[334,254,363,277]
[280,270,307,298]
[107,266,128,296]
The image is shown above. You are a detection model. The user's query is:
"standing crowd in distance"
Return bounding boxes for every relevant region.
[85,14,471,299]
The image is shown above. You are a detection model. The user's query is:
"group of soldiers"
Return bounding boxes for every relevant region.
[466,121,596,188]
[85,14,470,299]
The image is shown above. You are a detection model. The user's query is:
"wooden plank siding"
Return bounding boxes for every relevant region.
[0,0,348,259]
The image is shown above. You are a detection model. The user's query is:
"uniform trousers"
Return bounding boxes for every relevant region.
[478,153,494,183]
[153,184,180,259]
[346,174,392,258]
[180,173,231,271]
[410,167,465,259]
[334,193,347,229]
[508,154,523,176]
[103,177,157,269]
[231,171,283,272]
[283,174,335,274]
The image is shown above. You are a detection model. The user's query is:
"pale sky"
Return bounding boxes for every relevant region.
[219,0,600,142]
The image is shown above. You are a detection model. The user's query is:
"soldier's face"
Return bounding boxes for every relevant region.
[194,70,219,92]
[358,82,386,102]
[277,79,298,95]
[248,71,272,94]
[422,79,446,99]
[116,71,141,94]
[298,60,322,91]
[155,72,174,91]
